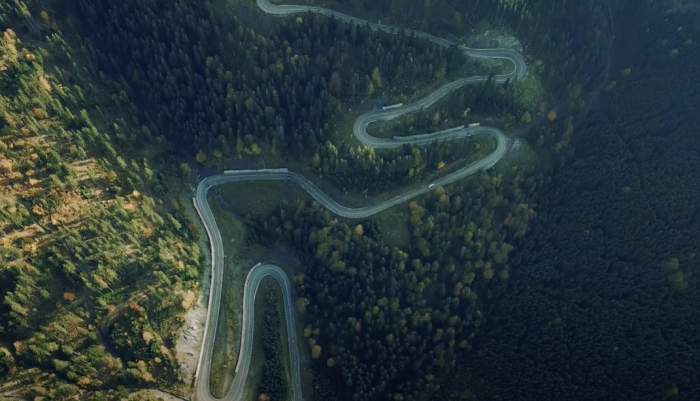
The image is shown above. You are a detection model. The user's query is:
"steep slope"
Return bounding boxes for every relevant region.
[0,6,200,400]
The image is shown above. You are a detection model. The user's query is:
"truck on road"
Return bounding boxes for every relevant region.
[382,103,404,111]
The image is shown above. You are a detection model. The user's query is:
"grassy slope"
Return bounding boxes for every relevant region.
[207,182,310,398]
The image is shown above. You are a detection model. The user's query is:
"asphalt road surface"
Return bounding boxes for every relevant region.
[193,1,528,400]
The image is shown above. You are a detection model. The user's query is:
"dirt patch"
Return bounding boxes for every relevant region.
[127,389,189,401]
[48,191,90,226]
[69,158,104,181]
[175,289,208,388]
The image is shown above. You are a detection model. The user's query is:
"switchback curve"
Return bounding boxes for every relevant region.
[193,1,528,400]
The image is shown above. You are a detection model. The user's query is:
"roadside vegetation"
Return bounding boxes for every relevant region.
[207,190,307,399]
[207,202,246,398]
[366,72,546,140]
[255,281,290,401]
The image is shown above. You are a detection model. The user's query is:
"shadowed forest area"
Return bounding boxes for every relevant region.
[465,2,700,400]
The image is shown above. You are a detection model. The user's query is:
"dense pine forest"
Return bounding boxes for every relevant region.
[69,0,612,196]
[2,0,612,399]
[2,0,611,399]
[229,0,613,400]
[3,0,698,400]
[465,2,700,400]
[73,0,463,154]
[251,167,536,401]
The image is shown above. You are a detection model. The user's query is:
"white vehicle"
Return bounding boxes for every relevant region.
[382,103,404,111]
[428,183,436,189]
[468,122,481,128]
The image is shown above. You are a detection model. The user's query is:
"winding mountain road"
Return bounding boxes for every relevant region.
[193,1,528,401]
